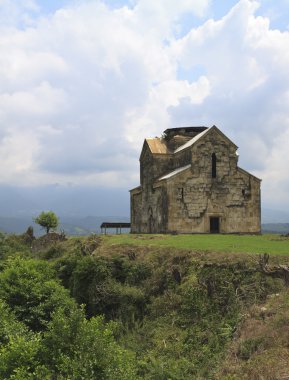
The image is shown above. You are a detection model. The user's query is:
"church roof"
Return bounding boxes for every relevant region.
[163,126,207,136]
[143,125,237,157]
[157,164,191,181]
[174,127,210,153]
[145,138,171,154]
[174,125,238,153]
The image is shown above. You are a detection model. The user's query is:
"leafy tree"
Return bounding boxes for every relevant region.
[34,211,59,234]
[41,307,138,379]
[0,300,42,379]
[0,291,138,379]
[0,256,75,331]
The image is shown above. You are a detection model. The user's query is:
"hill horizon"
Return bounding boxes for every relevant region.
[0,211,288,236]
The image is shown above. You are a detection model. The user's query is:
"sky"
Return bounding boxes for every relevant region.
[0,0,289,217]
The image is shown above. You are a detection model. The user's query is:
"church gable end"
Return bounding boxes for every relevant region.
[190,126,239,181]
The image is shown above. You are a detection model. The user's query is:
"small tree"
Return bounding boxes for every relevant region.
[34,211,59,234]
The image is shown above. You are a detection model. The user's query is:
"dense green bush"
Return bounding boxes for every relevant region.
[0,233,31,263]
[54,254,150,322]
[0,300,42,379]
[111,256,152,285]
[0,257,75,331]
[69,257,147,322]
[42,307,138,379]
[0,301,138,379]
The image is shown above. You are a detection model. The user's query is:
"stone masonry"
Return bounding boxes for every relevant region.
[130,126,261,234]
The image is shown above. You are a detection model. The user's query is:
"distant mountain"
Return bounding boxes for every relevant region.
[59,215,130,235]
[262,223,289,234]
[0,215,288,236]
[0,215,130,236]
[262,208,289,223]
[0,216,38,235]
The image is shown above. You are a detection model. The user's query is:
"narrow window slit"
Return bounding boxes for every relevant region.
[212,153,217,178]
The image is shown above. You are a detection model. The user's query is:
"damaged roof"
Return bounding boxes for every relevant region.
[145,138,171,154]
[174,128,210,153]
[143,125,237,156]
[163,126,207,135]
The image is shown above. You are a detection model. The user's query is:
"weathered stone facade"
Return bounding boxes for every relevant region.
[130,126,261,234]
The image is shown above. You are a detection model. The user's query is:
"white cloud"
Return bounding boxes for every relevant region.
[134,0,209,37]
[124,76,210,145]
[0,82,67,119]
[260,127,289,206]
[0,0,39,27]
[0,0,289,210]
[0,129,40,184]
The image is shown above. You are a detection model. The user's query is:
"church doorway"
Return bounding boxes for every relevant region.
[210,217,220,233]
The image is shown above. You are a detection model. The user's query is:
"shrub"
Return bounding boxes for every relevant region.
[0,257,75,331]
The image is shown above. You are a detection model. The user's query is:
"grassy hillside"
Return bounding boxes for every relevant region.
[102,233,289,256]
[0,231,288,379]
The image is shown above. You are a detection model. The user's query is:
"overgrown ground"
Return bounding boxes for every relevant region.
[0,231,288,379]
[215,290,289,380]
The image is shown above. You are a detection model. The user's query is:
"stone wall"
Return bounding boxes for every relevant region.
[131,185,168,233]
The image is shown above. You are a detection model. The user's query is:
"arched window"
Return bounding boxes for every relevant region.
[212,153,217,178]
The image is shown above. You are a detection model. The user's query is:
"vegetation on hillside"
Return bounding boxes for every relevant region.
[0,231,288,379]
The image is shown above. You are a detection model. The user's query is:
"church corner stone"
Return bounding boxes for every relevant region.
[130,125,261,234]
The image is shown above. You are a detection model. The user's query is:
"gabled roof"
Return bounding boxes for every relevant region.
[157,164,191,181]
[174,128,210,153]
[140,138,171,160]
[145,138,171,154]
[130,185,142,193]
[174,125,238,153]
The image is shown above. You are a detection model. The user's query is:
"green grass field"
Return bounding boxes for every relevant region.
[102,233,289,256]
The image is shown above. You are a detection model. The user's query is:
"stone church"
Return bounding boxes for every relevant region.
[130,125,261,234]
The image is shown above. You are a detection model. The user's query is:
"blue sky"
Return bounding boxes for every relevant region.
[37,0,289,27]
[37,0,69,13]
[36,1,289,31]
[0,0,289,216]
